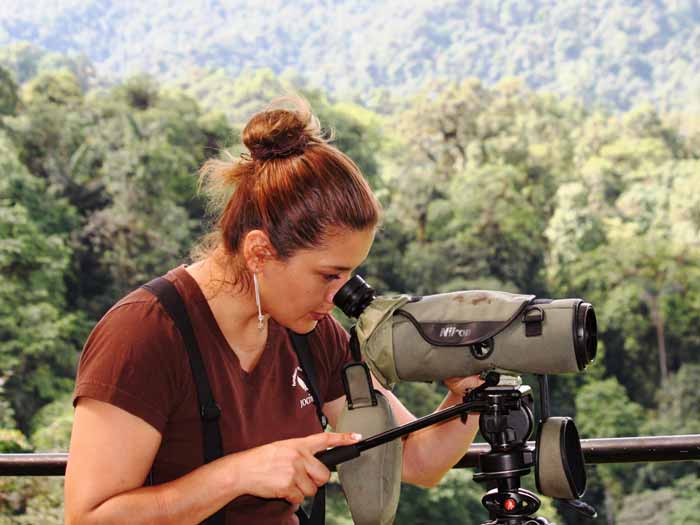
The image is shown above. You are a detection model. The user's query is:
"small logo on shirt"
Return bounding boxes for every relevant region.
[292,367,314,408]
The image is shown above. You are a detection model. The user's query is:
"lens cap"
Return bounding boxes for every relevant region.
[334,275,376,318]
[535,417,586,500]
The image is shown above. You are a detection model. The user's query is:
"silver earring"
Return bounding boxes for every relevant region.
[253,272,264,331]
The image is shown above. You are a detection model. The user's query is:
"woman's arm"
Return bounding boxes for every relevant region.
[323,375,482,489]
[378,376,482,487]
[65,398,361,525]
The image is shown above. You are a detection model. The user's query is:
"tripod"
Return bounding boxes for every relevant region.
[316,372,595,524]
[470,384,552,525]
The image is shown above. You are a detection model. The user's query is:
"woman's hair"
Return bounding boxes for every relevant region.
[194,96,381,291]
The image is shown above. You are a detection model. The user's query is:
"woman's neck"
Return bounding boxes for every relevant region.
[185,255,269,368]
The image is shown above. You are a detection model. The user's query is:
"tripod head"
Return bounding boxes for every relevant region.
[317,370,597,524]
[468,378,544,524]
[466,373,596,525]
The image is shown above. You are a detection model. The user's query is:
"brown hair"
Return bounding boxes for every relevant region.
[195,97,381,290]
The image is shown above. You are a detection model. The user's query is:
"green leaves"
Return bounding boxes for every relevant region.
[617,475,700,525]
[545,105,700,394]
[575,378,646,439]
[377,79,579,295]
[1,53,699,525]
[0,130,84,431]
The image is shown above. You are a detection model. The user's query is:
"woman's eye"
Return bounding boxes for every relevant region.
[322,274,341,282]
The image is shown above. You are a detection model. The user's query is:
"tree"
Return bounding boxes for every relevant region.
[0,66,19,116]
[0,41,94,90]
[575,378,647,524]
[379,78,583,295]
[6,73,234,318]
[0,130,86,432]
[0,383,31,454]
[633,364,700,492]
[618,475,700,525]
[547,106,700,400]
[396,470,486,525]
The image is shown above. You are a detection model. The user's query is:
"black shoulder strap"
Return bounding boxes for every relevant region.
[288,330,327,430]
[142,277,225,525]
[288,330,328,525]
[144,277,327,525]
[296,487,326,525]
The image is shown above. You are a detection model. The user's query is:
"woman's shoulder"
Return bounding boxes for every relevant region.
[75,280,190,433]
[90,265,199,347]
[78,276,193,382]
[91,285,180,348]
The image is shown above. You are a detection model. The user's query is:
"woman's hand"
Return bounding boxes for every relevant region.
[443,374,485,398]
[66,400,361,525]
[233,432,361,505]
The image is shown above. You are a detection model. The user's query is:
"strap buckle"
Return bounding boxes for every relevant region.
[342,362,377,409]
[200,403,222,421]
[523,306,545,337]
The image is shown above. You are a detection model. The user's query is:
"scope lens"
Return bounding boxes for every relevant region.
[574,302,597,369]
[333,275,375,318]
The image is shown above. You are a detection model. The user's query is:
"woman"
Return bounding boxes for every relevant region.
[64,97,482,525]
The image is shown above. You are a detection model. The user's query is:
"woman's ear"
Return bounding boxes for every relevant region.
[242,230,275,272]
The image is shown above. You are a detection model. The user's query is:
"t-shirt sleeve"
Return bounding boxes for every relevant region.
[73,298,186,434]
[314,316,353,403]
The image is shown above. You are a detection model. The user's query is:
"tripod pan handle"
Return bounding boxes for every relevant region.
[315,444,361,468]
[561,498,597,519]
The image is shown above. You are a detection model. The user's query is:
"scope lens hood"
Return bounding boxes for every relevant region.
[334,275,376,318]
[535,417,586,500]
[573,302,597,370]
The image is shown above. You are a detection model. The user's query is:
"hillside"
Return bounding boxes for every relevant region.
[1,0,700,111]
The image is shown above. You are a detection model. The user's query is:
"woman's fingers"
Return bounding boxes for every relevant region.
[286,484,306,505]
[300,431,363,454]
[240,432,363,503]
[294,463,320,498]
[444,374,485,395]
[299,432,362,486]
[299,448,331,486]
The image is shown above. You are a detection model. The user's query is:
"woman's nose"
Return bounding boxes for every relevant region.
[325,287,339,306]
[326,277,349,305]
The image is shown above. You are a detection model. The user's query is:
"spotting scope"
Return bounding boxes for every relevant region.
[334,276,597,387]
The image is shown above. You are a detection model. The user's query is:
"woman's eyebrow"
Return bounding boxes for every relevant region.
[321,265,353,272]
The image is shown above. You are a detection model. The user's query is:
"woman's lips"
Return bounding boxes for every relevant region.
[309,312,327,321]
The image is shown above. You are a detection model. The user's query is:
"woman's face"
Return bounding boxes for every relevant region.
[260,227,375,333]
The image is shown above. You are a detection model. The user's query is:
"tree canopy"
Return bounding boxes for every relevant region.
[1,55,699,524]
[3,1,700,111]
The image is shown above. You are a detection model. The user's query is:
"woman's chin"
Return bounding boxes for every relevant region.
[285,317,318,335]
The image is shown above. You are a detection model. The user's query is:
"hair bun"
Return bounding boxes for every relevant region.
[247,123,308,161]
[242,97,320,161]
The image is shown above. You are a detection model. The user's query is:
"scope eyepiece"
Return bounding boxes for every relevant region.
[334,275,375,318]
[574,302,597,370]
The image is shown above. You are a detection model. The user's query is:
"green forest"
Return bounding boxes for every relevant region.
[1,36,700,525]
[2,0,700,112]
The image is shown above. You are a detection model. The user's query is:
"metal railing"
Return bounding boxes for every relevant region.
[2,434,699,476]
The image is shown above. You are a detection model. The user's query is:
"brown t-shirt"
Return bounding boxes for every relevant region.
[74,265,351,524]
